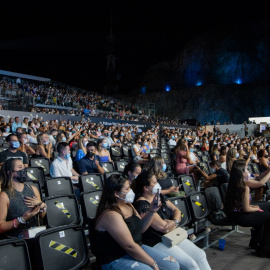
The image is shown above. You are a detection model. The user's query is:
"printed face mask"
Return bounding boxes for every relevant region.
[14,168,28,183]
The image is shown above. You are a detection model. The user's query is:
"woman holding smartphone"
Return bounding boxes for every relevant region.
[94,174,179,270]
[133,170,211,270]
[0,158,46,238]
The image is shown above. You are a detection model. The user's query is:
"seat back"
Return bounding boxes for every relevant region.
[44,195,80,228]
[219,183,228,204]
[103,171,122,185]
[44,177,74,197]
[122,145,132,161]
[26,166,46,188]
[79,173,103,193]
[115,160,128,172]
[169,196,191,227]
[197,161,211,175]
[34,225,89,270]
[186,191,209,221]
[204,187,223,213]
[161,152,171,165]
[110,146,123,161]
[80,190,103,221]
[178,174,197,195]
[29,157,50,177]
[102,162,115,173]
[0,238,32,270]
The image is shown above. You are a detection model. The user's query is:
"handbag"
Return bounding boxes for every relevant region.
[161,227,188,248]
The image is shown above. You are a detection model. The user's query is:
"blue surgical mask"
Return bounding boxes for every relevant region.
[236,153,240,158]
[211,168,216,173]
[12,141,20,149]
[162,164,167,172]
[190,148,194,152]
[64,153,71,159]
[6,128,10,132]
[102,143,108,148]
[62,137,66,142]
[172,136,175,139]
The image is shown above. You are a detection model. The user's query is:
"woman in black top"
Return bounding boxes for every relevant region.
[133,170,211,270]
[146,156,182,197]
[94,174,179,270]
[0,158,47,238]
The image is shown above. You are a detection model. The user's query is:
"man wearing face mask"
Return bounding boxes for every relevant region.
[78,141,104,175]
[0,134,28,167]
[50,142,79,182]
[196,160,229,189]
[99,128,120,147]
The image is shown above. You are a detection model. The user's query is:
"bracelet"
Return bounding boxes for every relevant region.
[17,216,26,224]
[13,218,18,228]
[152,261,158,269]
[148,209,155,214]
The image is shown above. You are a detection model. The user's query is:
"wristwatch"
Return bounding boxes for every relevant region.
[173,219,180,226]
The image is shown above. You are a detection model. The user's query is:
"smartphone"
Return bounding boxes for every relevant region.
[154,189,160,207]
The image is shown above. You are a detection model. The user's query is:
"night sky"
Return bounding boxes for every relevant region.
[0,1,269,96]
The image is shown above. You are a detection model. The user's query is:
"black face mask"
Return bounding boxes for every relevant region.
[87,151,95,159]
[14,168,28,183]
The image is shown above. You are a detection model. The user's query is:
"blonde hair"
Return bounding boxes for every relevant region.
[146,156,166,179]
[77,137,87,154]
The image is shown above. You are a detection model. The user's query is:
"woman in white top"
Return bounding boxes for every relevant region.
[132,138,149,165]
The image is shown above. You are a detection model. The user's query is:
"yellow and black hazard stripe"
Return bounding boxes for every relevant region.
[112,147,120,154]
[86,179,99,190]
[89,197,99,205]
[55,201,71,218]
[182,179,193,190]
[27,172,37,180]
[103,166,109,172]
[192,200,205,211]
[34,161,46,172]
[49,240,77,258]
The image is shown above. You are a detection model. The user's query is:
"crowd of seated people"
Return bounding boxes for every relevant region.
[1,110,270,267]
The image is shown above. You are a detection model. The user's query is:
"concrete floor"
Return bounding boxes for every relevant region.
[85,225,270,270]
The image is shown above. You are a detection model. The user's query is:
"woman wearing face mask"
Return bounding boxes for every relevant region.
[146,157,183,198]
[2,125,11,137]
[96,138,113,163]
[94,174,179,270]
[133,170,211,270]
[35,133,52,160]
[201,137,209,152]
[0,158,46,238]
[123,162,142,185]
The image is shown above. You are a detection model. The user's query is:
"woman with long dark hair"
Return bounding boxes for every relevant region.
[224,159,270,250]
[0,158,46,238]
[133,170,211,270]
[94,174,179,270]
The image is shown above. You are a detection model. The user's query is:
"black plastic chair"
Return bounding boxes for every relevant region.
[34,225,89,270]
[44,177,74,197]
[79,173,103,193]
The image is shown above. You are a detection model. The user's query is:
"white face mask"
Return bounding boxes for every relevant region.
[118,189,135,203]
[150,183,162,194]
